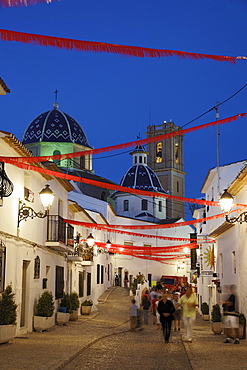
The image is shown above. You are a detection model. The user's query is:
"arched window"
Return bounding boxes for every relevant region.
[53,150,61,166]
[34,256,40,279]
[142,199,148,211]
[124,200,129,211]
[156,142,162,163]
[139,156,142,163]
[134,156,137,164]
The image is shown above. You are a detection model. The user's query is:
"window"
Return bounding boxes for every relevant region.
[0,241,6,292]
[142,199,148,211]
[124,200,129,211]
[177,181,179,193]
[53,150,61,166]
[134,156,137,164]
[158,201,162,212]
[34,256,40,279]
[87,272,91,296]
[139,156,142,163]
[101,265,104,284]
[156,142,162,163]
[79,271,84,297]
[55,266,64,299]
[97,264,100,284]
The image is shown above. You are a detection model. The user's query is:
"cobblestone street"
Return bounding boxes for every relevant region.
[1,287,247,370]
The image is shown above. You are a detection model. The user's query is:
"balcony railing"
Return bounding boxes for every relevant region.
[46,215,74,251]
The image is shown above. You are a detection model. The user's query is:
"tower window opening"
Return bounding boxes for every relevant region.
[139,156,142,163]
[175,143,179,164]
[156,142,162,163]
[158,200,162,212]
[124,200,129,211]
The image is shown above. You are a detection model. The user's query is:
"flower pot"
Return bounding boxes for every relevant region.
[0,325,16,344]
[69,310,79,321]
[56,312,70,325]
[81,305,92,315]
[33,316,55,333]
[211,321,222,334]
[203,314,210,321]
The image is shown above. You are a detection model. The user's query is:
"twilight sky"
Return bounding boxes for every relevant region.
[0,0,247,220]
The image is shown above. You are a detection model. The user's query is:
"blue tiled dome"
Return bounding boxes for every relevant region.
[22,103,90,147]
[120,145,167,193]
[120,164,166,193]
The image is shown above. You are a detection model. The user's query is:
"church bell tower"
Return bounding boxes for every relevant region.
[146,120,186,219]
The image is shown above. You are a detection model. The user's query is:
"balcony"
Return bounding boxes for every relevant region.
[67,244,94,265]
[45,215,74,253]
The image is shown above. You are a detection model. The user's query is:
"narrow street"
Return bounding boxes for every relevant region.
[61,324,192,370]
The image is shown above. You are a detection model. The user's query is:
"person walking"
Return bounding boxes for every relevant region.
[178,285,198,342]
[157,293,175,343]
[141,295,151,325]
[172,292,181,331]
[130,299,138,331]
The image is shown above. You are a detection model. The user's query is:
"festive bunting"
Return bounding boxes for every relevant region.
[2,113,246,164]
[0,0,59,7]
[3,157,247,210]
[0,28,245,63]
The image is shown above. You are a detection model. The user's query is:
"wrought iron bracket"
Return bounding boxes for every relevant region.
[225,211,247,224]
[18,201,48,227]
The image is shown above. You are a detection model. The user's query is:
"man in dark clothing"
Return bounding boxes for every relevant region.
[157,293,175,343]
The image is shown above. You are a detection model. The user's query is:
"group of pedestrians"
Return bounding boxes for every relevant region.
[129,285,199,343]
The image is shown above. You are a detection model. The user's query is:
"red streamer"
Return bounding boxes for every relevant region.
[0,0,58,6]
[0,29,244,63]
[2,113,246,164]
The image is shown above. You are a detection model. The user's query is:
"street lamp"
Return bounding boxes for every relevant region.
[18,184,54,227]
[86,233,95,247]
[219,189,247,223]
[219,189,234,213]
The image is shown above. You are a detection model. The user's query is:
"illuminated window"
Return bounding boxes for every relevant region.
[156,142,162,163]
[175,143,179,163]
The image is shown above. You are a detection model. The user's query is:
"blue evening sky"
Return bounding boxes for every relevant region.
[0,0,247,219]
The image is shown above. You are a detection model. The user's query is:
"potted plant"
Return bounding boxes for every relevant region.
[201,302,210,321]
[69,292,80,321]
[0,285,17,344]
[81,299,93,315]
[56,293,71,325]
[211,304,222,334]
[33,291,55,332]
[130,273,145,295]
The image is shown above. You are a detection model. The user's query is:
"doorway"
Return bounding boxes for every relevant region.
[20,260,30,328]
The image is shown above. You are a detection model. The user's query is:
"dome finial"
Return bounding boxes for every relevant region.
[53,89,59,109]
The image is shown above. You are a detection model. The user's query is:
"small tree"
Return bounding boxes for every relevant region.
[36,291,55,317]
[70,292,79,311]
[202,302,209,315]
[0,285,17,325]
[211,304,221,322]
[60,293,72,313]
